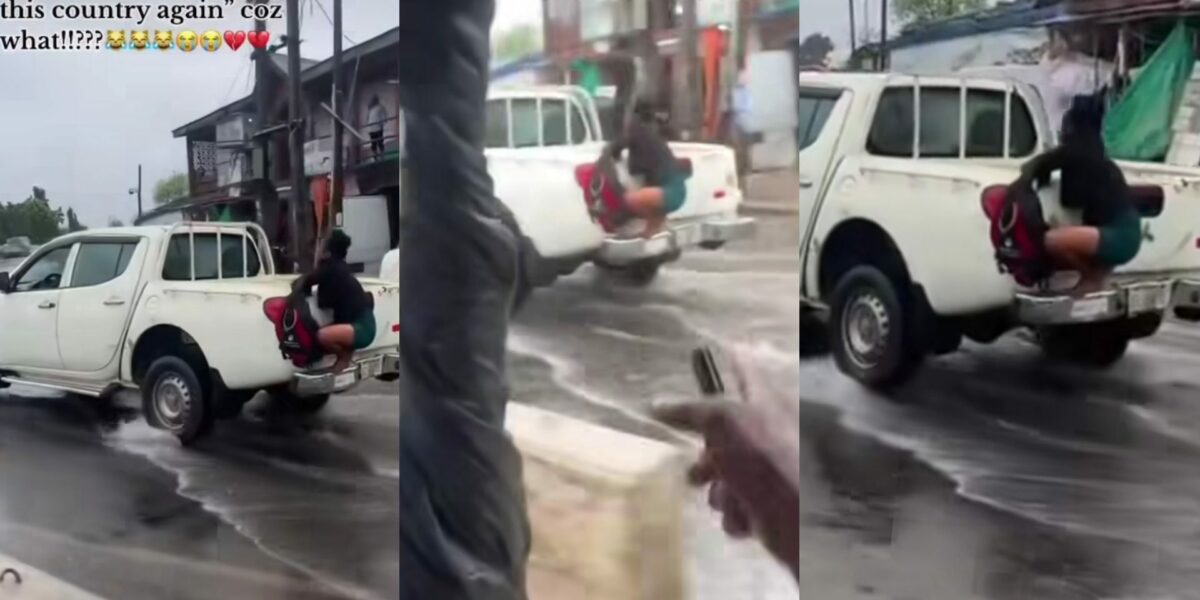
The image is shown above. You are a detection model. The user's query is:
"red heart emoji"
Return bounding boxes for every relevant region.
[248,31,270,50]
[224,30,246,51]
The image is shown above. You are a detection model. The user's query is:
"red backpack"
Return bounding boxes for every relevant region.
[263,291,325,368]
[574,154,632,233]
[982,181,1052,287]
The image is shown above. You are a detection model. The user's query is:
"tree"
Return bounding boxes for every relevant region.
[894,0,985,26]
[797,33,835,69]
[108,217,125,227]
[153,173,188,206]
[493,24,540,63]
[66,208,86,232]
[0,195,64,244]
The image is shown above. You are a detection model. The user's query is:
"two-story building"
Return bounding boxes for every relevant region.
[144,27,401,263]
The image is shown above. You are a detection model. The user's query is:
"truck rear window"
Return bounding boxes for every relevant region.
[867,86,1037,159]
[163,233,261,281]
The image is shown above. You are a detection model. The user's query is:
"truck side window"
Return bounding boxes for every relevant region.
[867,88,915,156]
[511,99,539,148]
[163,234,261,281]
[570,104,588,144]
[542,99,568,146]
[798,91,837,151]
[11,246,70,292]
[484,99,509,148]
[71,242,137,288]
[869,86,1039,158]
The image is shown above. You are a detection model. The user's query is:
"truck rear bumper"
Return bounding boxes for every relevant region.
[291,351,400,396]
[595,216,756,267]
[1016,279,1200,325]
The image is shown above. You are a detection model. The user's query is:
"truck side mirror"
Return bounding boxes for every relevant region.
[0,272,10,294]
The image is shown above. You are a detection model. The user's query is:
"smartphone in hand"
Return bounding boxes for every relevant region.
[691,346,725,397]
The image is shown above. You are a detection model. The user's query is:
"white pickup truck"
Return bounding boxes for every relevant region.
[485,85,755,284]
[0,223,400,444]
[799,72,1200,387]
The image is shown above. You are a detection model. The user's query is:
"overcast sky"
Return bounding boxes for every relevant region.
[0,0,545,229]
[803,0,895,62]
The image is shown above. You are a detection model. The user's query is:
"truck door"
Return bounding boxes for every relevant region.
[798,87,853,297]
[0,245,73,370]
[57,238,145,375]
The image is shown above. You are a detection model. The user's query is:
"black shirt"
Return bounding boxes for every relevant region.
[302,258,371,324]
[1019,140,1135,227]
[609,119,678,187]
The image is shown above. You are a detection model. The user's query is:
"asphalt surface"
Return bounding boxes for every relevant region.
[10,211,1200,600]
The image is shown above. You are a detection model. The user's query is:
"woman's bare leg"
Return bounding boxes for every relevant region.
[625,187,667,238]
[1044,226,1106,296]
[318,324,356,372]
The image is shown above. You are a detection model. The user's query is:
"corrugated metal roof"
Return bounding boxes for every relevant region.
[889,0,1064,50]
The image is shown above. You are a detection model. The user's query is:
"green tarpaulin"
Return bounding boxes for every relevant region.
[1104,22,1195,161]
[570,58,601,97]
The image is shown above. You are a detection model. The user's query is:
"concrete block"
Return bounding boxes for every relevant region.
[506,403,687,600]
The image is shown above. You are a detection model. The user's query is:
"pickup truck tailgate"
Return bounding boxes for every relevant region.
[667,142,742,220]
[358,278,400,351]
[1115,164,1200,275]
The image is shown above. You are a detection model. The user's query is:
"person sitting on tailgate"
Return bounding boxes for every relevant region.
[296,229,376,372]
[1017,94,1141,296]
[602,101,688,239]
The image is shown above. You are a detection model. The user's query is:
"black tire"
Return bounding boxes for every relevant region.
[829,265,923,389]
[142,356,214,445]
[599,261,661,286]
[267,388,331,415]
[1038,324,1129,367]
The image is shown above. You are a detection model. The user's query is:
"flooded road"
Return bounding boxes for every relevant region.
[8,212,1200,599]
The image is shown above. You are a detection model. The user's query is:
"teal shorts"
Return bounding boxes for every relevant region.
[1096,212,1142,267]
[662,173,687,214]
[351,312,377,350]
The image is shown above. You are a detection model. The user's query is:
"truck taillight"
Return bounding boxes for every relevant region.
[714,190,726,199]
[980,185,1007,217]
[392,324,400,333]
[263,297,286,320]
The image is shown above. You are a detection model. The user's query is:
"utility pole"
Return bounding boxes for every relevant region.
[252,0,279,263]
[849,0,857,54]
[330,0,344,237]
[679,0,699,140]
[286,0,311,272]
[136,164,143,218]
[879,0,888,71]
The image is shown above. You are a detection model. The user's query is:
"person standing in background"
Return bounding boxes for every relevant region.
[731,72,753,177]
[367,96,388,157]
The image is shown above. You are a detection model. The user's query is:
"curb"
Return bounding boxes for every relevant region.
[0,555,105,599]
[741,201,799,216]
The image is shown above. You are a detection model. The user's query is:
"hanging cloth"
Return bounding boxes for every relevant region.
[570,58,602,97]
[701,27,726,140]
[1103,22,1194,161]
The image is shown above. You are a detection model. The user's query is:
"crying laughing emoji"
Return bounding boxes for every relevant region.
[129,30,149,51]
[106,30,125,51]
[153,31,172,50]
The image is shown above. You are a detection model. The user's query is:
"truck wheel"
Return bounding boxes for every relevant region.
[1037,325,1129,367]
[142,356,214,445]
[268,388,330,415]
[829,265,923,389]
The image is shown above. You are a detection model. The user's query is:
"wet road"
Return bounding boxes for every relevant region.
[13,210,1200,600]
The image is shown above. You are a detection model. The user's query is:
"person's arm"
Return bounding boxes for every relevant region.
[1018,145,1069,188]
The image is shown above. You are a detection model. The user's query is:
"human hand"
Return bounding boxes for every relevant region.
[652,350,799,580]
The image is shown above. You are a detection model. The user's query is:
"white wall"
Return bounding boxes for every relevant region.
[890,28,1049,74]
